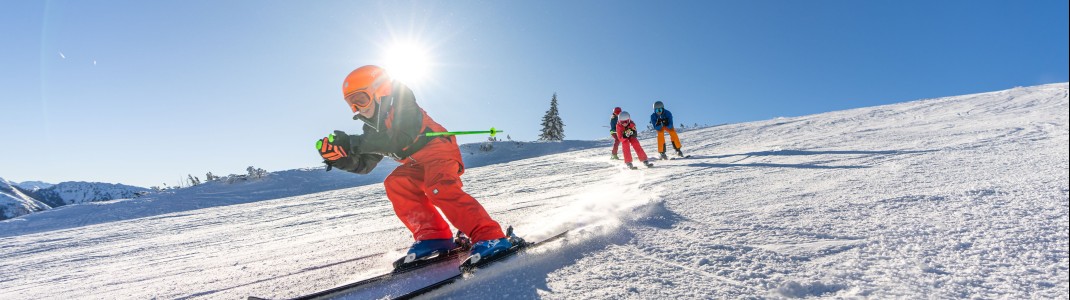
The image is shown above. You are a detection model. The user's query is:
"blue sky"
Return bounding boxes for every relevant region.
[2,0,1067,187]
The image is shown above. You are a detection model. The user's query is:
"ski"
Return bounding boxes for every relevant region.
[653,154,691,161]
[624,162,653,169]
[248,229,566,300]
[393,228,570,299]
[248,232,472,300]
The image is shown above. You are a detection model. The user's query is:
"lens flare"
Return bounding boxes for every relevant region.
[383,41,431,85]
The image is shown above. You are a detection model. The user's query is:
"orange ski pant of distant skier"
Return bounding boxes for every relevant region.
[383,138,506,243]
[657,128,681,153]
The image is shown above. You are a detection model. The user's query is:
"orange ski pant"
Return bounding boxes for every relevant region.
[384,138,505,243]
[656,128,682,153]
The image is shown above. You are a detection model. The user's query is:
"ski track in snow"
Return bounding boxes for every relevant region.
[1,83,1068,299]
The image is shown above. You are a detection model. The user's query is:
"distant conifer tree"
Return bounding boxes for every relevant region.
[539,93,565,141]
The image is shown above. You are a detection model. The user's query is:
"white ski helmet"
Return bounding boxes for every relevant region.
[618,111,631,122]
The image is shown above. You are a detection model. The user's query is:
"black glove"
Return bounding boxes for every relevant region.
[318,130,364,171]
[623,128,636,138]
[332,130,360,153]
[317,136,348,162]
[322,130,381,174]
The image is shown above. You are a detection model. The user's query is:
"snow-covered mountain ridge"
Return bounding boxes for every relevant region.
[30,181,150,207]
[0,178,50,221]
[13,181,53,191]
[0,179,151,221]
[0,83,1066,299]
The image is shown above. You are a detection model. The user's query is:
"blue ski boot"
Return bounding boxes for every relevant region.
[459,226,526,272]
[466,237,513,266]
[400,238,455,265]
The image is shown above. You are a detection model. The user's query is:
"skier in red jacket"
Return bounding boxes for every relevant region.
[609,107,622,160]
[615,111,654,169]
[316,65,511,267]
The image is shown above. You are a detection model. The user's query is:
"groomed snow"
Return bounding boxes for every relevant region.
[1,83,1067,299]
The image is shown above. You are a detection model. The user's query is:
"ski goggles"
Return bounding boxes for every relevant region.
[655,108,664,113]
[344,90,373,113]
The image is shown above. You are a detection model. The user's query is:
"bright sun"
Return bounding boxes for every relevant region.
[382,41,432,85]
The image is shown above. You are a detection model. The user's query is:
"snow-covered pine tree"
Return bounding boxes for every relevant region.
[538,93,565,141]
[246,166,267,179]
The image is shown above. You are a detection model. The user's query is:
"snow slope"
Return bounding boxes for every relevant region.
[0,140,609,236]
[1,83,1067,299]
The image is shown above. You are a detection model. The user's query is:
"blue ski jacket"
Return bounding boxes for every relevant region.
[609,114,619,134]
[650,109,674,131]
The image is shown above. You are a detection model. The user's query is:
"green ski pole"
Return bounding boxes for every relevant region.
[424,127,503,137]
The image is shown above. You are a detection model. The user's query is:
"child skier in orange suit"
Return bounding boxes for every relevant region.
[316,65,512,267]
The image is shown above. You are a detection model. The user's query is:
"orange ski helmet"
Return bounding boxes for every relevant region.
[341,65,393,113]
